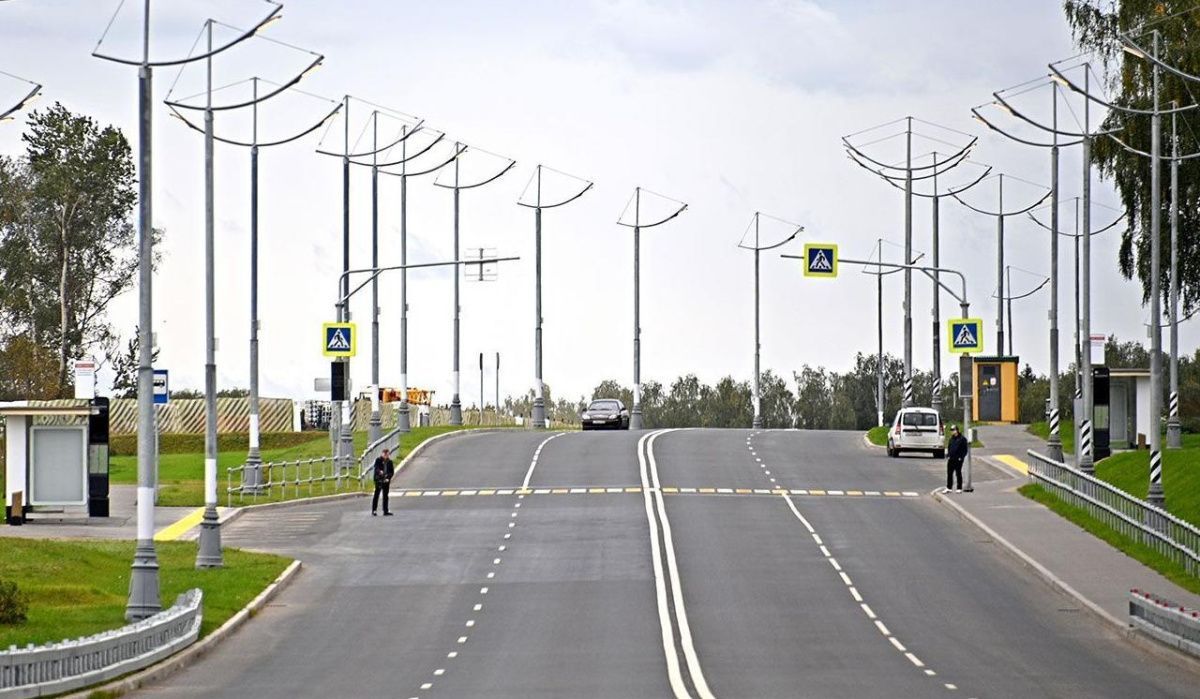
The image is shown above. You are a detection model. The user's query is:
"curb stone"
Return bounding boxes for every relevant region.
[62,559,303,698]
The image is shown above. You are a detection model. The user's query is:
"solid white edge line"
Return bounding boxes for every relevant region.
[638,430,690,699]
[647,428,717,699]
[522,432,567,490]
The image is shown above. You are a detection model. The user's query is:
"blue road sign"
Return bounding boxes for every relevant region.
[323,322,357,358]
[803,243,838,278]
[153,369,169,405]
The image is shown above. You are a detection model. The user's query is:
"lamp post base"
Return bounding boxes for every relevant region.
[1046,435,1064,464]
[630,409,643,431]
[450,401,463,426]
[1167,419,1181,449]
[398,402,411,433]
[242,448,263,493]
[532,399,546,429]
[751,415,762,429]
[196,506,223,568]
[126,541,161,622]
[368,412,382,446]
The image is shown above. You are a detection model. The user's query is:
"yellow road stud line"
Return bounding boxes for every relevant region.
[884,491,901,497]
[441,490,459,496]
[847,490,863,496]
[735,489,751,494]
[625,487,641,493]
[699,488,716,494]
[809,490,826,496]
[662,487,679,493]
[154,507,205,542]
[478,489,496,496]
[772,489,787,495]
[589,488,606,494]
[404,491,422,497]
[517,488,531,495]
[552,489,569,494]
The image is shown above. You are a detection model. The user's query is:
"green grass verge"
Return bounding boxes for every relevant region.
[1027,421,1075,455]
[109,425,482,507]
[110,431,324,457]
[1093,435,1200,529]
[1018,483,1200,596]
[0,538,290,648]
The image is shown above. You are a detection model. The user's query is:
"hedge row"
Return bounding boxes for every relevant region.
[109,431,326,456]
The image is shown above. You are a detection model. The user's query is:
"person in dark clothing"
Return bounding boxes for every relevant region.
[946,425,969,493]
[372,449,395,516]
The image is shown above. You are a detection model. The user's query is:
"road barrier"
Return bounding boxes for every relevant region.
[1129,589,1200,658]
[0,589,202,698]
[1026,450,1200,577]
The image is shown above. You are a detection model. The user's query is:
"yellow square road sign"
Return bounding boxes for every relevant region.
[323,322,357,357]
[802,243,838,278]
[947,318,984,354]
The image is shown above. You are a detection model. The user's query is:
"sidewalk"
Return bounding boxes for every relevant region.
[1,485,230,542]
[938,423,1200,630]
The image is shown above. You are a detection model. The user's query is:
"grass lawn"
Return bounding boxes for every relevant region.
[1027,421,1076,454]
[1019,483,1200,597]
[1093,433,1200,528]
[110,425,481,507]
[0,538,290,648]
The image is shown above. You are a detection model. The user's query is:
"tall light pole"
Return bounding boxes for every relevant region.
[858,240,927,425]
[737,212,802,428]
[617,187,687,430]
[166,51,335,491]
[433,145,515,426]
[517,165,592,428]
[844,118,977,408]
[378,133,460,433]
[93,0,280,620]
[992,264,1050,357]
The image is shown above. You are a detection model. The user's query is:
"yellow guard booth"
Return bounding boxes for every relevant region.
[972,356,1019,423]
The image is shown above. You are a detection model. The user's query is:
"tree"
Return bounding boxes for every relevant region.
[758,370,795,428]
[0,103,139,393]
[0,335,59,400]
[793,366,832,430]
[1064,1,1200,312]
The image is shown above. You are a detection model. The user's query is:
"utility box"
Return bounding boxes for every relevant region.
[2,400,107,525]
[972,356,1020,423]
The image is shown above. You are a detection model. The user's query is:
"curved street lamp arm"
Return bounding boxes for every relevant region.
[842,137,975,174]
[994,277,1049,301]
[952,187,1051,217]
[166,102,341,148]
[1048,62,1198,117]
[93,2,282,67]
[737,223,804,251]
[0,83,41,122]
[616,202,688,229]
[846,149,975,189]
[369,131,445,169]
[1103,129,1200,161]
[432,158,517,190]
[165,55,323,112]
[971,107,1083,148]
[380,144,467,179]
[1027,209,1125,237]
[989,93,1093,140]
[517,181,594,210]
[1120,33,1200,87]
[317,118,426,160]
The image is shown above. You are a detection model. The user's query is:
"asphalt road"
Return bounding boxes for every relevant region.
[134,429,1200,698]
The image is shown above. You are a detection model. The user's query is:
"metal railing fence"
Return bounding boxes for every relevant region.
[0,589,202,698]
[225,455,360,507]
[1026,450,1200,577]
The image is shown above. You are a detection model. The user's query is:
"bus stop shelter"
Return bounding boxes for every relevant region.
[3,399,109,525]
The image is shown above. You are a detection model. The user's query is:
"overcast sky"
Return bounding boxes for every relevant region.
[2,0,1193,407]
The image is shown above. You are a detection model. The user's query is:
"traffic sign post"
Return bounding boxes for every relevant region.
[802,243,839,278]
[323,322,357,358]
[947,318,984,355]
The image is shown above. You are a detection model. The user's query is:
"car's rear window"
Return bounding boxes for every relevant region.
[902,412,939,427]
[589,400,620,411]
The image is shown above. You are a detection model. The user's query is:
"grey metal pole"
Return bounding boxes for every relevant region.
[532,167,546,428]
[1079,71,1095,474]
[197,19,222,569]
[877,237,885,426]
[398,129,411,433]
[752,214,762,428]
[479,352,484,425]
[931,161,942,417]
[962,304,974,492]
[127,0,160,621]
[338,97,353,472]
[244,77,262,489]
[450,154,463,425]
[903,118,914,407]
[1167,110,1181,449]
[496,352,500,422]
[631,188,643,430]
[1006,266,1014,356]
[368,113,382,445]
[997,175,1006,355]
[1147,33,1165,505]
[1047,87,1064,462]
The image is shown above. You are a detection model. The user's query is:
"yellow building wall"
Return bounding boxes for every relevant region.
[971,360,1020,424]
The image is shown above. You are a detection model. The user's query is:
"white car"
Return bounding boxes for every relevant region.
[887,407,945,459]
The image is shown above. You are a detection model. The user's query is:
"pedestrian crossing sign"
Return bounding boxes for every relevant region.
[323,322,357,357]
[947,318,984,354]
[803,243,838,278]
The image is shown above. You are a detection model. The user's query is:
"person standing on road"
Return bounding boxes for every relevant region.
[372,448,395,516]
[946,425,968,493]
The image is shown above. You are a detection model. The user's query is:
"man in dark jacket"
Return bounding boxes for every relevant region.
[945,425,968,493]
[372,448,395,516]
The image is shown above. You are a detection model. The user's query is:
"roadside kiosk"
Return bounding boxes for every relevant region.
[2,398,109,525]
[971,356,1020,423]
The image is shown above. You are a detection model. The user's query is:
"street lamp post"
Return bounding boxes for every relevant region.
[737,213,802,429]
[92,0,281,620]
[433,146,516,426]
[617,187,687,430]
[517,165,592,429]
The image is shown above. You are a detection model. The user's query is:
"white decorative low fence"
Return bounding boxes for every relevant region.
[0,589,202,698]
[1129,589,1200,658]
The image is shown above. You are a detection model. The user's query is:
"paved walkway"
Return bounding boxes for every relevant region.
[2,485,227,541]
[939,423,1200,628]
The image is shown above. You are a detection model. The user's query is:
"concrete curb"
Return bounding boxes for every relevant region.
[862,432,885,450]
[62,558,303,698]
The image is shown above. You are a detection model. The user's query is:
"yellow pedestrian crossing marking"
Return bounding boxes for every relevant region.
[388,487,921,500]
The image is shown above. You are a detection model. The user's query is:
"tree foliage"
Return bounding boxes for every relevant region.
[1063,0,1200,312]
[0,102,142,395]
